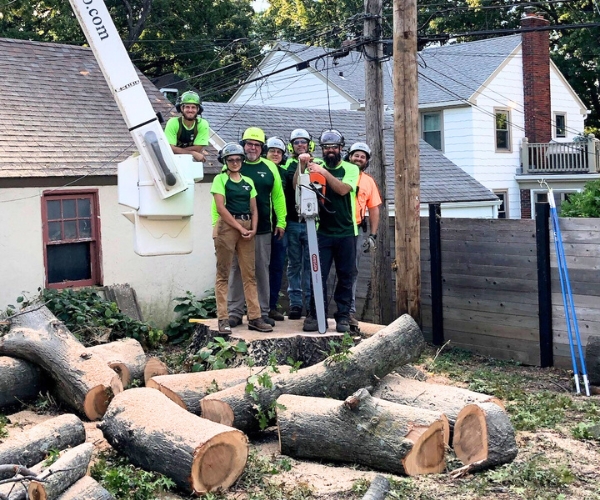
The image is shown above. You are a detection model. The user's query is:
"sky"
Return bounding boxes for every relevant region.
[253,0,269,12]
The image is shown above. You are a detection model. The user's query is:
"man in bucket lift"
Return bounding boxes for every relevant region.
[164,90,209,162]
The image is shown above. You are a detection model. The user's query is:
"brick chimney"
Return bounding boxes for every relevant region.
[521,12,551,143]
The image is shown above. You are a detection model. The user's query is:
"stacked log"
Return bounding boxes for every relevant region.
[200,314,425,432]
[452,402,518,471]
[0,357,44,411]
[143,358,169,385]
[277,389,449,475]
[56,476,114,500]
[0,306,123,420]
[87,339,147,388]
[98,388,248,494]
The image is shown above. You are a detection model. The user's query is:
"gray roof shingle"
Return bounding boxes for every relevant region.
[275,36,522,107]
[202,102,497,204]
[0,38,176,178]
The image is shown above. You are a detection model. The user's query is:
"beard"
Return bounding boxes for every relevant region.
[324,151,341,168]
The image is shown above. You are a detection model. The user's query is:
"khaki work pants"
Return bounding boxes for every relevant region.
[213,219,260,321]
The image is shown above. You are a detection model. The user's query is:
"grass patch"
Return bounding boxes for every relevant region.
[90,450,176,500]
[0,414,8,438]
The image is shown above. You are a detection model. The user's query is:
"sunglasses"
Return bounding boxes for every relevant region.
[293,139,309,146]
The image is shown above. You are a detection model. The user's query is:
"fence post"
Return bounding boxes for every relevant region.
[536,202,553,367]
[429,204,444,345]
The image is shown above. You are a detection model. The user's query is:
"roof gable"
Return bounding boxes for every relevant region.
[0,37,175,178]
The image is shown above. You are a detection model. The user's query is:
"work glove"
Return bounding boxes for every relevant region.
[362,234,377,253]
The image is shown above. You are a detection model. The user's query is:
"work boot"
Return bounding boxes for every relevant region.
[336,317,350,333]
[228,316,243,328]
[268,309,285,321]
[262,315,276,326]
[288,305,302,320]
[218,319,231,334]
[303,314,318,332]
[349,314,359,328]
[248,317,273,333]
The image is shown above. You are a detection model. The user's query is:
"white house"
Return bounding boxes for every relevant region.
[230,13,599,219]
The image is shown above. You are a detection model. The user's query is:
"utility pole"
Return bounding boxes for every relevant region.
[364,0,394,324]
[393,0,421,322]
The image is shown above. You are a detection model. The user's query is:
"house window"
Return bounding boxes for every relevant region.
[42,190,102,288]
[535,190,577,216]
[422,112,443,151]
[494,190,508,219]
[495,109,511,151]
[554,113,566,138]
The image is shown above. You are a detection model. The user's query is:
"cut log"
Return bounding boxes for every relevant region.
[98,388,248,494]
[0,414,86,468]
[201,314,425,432]
[0,461,44,500]
[0,357,44,411]
[585,335,600,386]
[87,339,146,388]
[373,374,504,429]
[56,476,114,500]
[28,443,93,500]
[1,306,123,420]
[143,357,169,385]
[147,366,291,415]
[277,389,448,475]
[452,402,518,471]
[361,475,390,500]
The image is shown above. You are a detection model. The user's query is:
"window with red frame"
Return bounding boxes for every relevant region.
[42,190,102,287]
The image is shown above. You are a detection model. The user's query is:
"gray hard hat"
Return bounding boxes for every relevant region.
[319,129,345,147]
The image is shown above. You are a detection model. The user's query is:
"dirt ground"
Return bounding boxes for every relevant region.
[4,355,600,500]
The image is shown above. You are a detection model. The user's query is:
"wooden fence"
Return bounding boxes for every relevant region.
[354,208,600,369]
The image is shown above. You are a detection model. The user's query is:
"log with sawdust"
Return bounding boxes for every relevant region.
[28,443,93,500]
[98,388,248,495]
[277,389,449,476]
[373,374,504,429]
[201,314,425,432]
[0,357,44,411]
[452,402,518,471]
[147,366,291,415]
[87,338,146,388]
[0,306,123,420]
[0,414,85,468]
[56,476,114,500]
[143,357,169,385]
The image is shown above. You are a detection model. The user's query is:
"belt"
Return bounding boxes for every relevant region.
[233,214,251,221]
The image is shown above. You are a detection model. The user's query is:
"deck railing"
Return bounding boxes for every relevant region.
[520,135,599,174]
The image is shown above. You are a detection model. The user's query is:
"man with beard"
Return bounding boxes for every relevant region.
[228,127,286,328]
[164,90,209,162]
[300,129,359,333]
[346,142,381,329]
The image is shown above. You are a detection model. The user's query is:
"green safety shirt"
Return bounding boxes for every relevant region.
[239,157,286,235]
[164,117,209,147]
[313,158,359,237]
[210,172,257,226]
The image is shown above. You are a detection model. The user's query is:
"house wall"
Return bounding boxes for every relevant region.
[549,65,587,141]
[230,52,352,110]
[0,184,216,327]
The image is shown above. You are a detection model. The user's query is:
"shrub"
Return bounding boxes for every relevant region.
[165,290,217,343]
[559,179,600,217]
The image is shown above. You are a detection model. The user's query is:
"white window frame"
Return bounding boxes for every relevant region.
[494,108,512,152]
[493,189,509,219]
[531,189,580,218]
[421,111,444,151]
[554,112,567,138]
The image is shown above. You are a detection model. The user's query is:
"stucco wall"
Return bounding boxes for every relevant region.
[0,183,216,327]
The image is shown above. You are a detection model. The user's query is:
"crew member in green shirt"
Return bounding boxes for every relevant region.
[164,90,209,162]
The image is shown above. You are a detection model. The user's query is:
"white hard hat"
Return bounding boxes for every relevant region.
[266,136,286,152]
[349,142,371,157]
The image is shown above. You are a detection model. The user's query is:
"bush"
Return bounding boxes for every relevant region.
[165,290,217,343]
[559,179,600,217]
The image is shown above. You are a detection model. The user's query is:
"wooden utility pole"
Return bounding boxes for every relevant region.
[364,0,394,324]
[393,0,421,322]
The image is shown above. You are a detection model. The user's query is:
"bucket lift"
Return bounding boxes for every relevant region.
[68,0,203,256]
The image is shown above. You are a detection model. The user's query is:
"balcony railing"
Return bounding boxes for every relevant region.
[520,135,599,174]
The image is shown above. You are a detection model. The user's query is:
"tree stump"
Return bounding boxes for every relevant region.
[277,389,448,475]
[373,374,504,430]
[201,314,425,432]
[98,388,248,495]
[452,402,518,471]
[56,476,114,500]
[1,306,123,420]
[87,339,146,388]
[28,443,94,500]
[147,366,291,415]
[143,357,169,385]
[585,335,600,386]
[0,357,44,411]
[0,414,85,468]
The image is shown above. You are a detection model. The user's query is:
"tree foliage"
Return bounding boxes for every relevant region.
[0,0,261,101]
[560,179,600,217]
